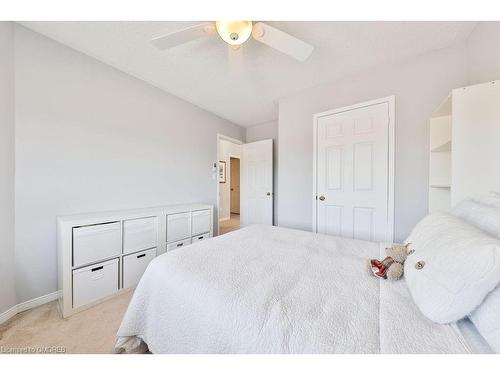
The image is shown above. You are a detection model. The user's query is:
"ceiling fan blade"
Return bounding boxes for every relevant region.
[152,23,215,50]
[252,22,313,62]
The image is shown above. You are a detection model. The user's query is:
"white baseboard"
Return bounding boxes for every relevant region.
[0,291,58,325]
[0,305,18,325]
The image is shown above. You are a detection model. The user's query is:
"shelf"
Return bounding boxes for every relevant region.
[429,93,452,214]
[429,185,451,213]
[431,94,452,117]
[431,140,451,152]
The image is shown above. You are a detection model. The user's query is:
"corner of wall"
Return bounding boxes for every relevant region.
[465,22,500,85]
[0,21,17,319]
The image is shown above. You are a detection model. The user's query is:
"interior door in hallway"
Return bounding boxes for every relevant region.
[230,157,240,214]
[314,98,394,242]
[241,139,273,227]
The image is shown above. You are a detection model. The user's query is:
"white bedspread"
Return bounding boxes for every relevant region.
[115,225,470,354]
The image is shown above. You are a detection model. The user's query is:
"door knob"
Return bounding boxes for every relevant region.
[266,192,271,196]
[319,195,326,201]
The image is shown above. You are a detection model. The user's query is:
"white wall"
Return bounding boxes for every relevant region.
[467,22,500,85]
[218,139,242,221]
[0,22,17,315]
[14,25,245,303]
[278,44,469,242]
[246,120,279,224]
[246,120,278,143]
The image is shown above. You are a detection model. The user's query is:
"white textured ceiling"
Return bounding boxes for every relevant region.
[20,21,476,127]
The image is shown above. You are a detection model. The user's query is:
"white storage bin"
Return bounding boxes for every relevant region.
[123,217,157,254]
[191,209,211,236]
[166,238,191,251]
[122,248,156,289]
[191,232,211,243]
[72,258,119,309]
[166,212,191,243]
[73,222,121,268]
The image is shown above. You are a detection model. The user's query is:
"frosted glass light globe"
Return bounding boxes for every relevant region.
[215,21,253,45]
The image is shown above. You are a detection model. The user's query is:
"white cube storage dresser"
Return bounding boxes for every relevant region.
[57,203,213,317]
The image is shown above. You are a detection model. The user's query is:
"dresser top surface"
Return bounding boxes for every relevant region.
[57,203,213,226]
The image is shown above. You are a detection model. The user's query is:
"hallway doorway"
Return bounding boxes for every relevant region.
[217,136,241,235]
[216,134,273,235]
[219,213,240,234]
[220,157,240,234]
[230,157,240,213]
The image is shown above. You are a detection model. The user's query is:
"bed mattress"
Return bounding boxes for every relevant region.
[115,225,472,354]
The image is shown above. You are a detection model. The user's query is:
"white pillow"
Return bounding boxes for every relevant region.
[472,191,500,208]
[404,212,500,324]
[452,197,500,353]
[451,199,500,239]
[469,287,500,353]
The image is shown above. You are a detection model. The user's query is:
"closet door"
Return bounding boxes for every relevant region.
[314,98,394,242]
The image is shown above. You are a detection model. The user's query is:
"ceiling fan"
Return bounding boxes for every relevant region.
[151,21,314,62]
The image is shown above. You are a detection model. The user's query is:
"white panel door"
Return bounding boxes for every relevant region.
[241,139,273,227]
[315,100,393,242]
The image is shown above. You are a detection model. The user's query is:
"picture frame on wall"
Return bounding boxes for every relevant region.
[218,161,226,183]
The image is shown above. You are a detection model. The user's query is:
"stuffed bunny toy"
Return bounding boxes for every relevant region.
[367,243,413,281]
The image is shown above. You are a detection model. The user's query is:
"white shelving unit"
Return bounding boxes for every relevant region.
[428,80,500,212]
[451,80,500,205]
[57,203,213,317]
[428,95,452,213]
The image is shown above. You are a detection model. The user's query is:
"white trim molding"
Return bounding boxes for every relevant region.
[0,291,58,325]
[312,96,395,242]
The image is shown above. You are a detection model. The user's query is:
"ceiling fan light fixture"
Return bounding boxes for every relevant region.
[215,21,253,45]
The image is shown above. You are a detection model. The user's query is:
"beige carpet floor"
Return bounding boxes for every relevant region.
[0,290,133,354]
[219,213,240,234]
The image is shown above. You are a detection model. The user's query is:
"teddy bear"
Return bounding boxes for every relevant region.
[367,243,413,281]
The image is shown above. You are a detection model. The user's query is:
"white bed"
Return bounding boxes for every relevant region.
[114,224,486,354]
